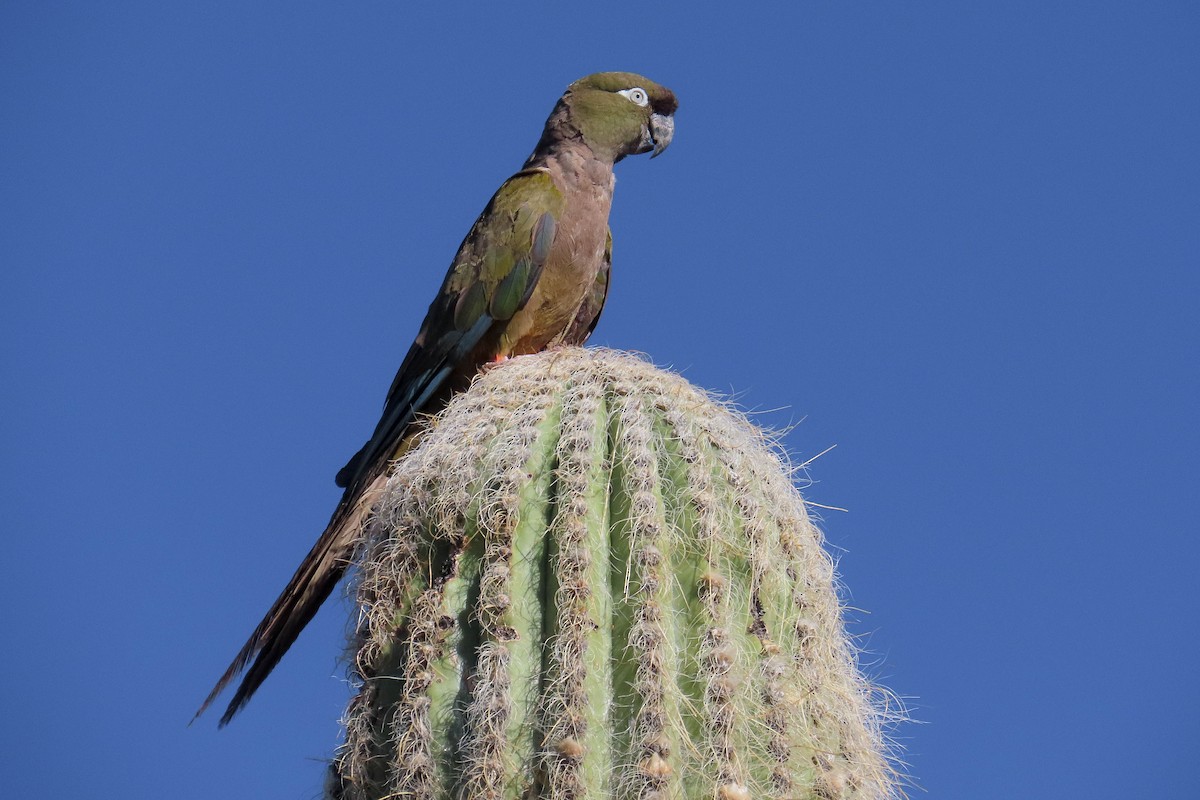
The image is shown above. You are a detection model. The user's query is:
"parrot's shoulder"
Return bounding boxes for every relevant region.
[488,167,565,218]
[445,170,563,296]
[439,168,566,329]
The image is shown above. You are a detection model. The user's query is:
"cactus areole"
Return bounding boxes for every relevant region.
[330,348,895,800]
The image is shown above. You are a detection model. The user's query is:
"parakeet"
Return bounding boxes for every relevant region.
[195,72,677,726]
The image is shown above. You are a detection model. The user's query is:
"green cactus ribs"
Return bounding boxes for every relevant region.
[332,348,898,800]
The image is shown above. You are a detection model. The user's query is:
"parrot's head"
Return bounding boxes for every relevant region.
[546,72,678,164]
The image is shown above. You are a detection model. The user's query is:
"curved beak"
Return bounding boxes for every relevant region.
[649,112,674,158]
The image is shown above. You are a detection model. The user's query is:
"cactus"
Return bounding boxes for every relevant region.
[330,348,897,800]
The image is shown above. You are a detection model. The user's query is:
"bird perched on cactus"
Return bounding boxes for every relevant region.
[195,72,678,726]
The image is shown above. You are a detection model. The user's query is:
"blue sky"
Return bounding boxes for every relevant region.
[2,3,1197,797]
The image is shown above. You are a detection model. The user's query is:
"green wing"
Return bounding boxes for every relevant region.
[335,169,564,490]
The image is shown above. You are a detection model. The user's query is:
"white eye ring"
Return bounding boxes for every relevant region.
[618,87,649,107]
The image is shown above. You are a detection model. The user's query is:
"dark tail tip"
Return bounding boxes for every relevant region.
[335,456,357,488]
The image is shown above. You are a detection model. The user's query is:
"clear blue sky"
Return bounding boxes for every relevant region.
[2,3,1197,797]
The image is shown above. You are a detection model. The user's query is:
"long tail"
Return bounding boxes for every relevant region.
[193,470,390,727]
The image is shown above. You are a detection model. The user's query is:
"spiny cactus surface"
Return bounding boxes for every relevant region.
[332,348,897,800]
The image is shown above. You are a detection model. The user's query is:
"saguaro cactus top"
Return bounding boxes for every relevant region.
[332,348,897,800]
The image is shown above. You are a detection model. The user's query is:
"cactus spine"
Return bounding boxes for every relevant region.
[332,348,896,800]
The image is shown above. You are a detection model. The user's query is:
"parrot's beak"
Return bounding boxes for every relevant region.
[649,113,674,158]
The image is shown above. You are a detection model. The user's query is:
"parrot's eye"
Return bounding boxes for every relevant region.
[618,87,649,107]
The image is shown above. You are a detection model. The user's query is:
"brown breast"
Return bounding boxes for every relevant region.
[501,149,615,355]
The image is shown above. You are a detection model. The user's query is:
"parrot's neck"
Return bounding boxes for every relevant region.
[525,100,616,194]
[527,141,616,195]
[523,98,620,175]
